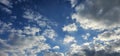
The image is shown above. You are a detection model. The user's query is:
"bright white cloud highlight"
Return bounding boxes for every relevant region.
[44,52,64,56]
[62,23,77,32]
[53,46,60,50]
[63,35,76,44]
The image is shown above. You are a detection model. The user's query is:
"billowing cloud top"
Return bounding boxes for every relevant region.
[72,0,120,30]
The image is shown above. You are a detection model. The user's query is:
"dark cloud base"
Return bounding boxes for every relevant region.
[70,49,120,56]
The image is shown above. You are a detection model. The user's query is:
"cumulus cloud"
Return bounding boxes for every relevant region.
[42,29,57,39]
[0,30,51,56]
[66,41,120,56]
[63,35,76,44]
[71,0,120,30]
[53,46,60,50]
[67,0,120,55]
[62,23,77,32]
[23,26,40,35]
[0,8,58,56]
[64,29,120,56]
[44,52,64,56]
[66,43,91,56]
[94,28,120,52]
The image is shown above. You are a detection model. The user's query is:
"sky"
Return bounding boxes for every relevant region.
[0,0,120,56]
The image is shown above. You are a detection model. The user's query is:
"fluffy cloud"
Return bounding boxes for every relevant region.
[67,0,120,55]
[53,46,60,50]
[66,41,120,56]
[62,23,77,32]
[0,31,51,56]
[65,29,120,56]
[66,43,91,56]
[42,29,57,39]
[0,8,58,56]
[82,33,90,40]
[71,0,120,30]
[23,26,40,35]
[94,28,120,52]
[44,52,64,56]
[63,35,76,44]
[69,0,78,7]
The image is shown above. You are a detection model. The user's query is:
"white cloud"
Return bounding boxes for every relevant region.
[0,21,12,33]
[23,9,57,28]
[23,9,42,20]
[63,35,76,44]
[69,0,78,7]
[23,26,40,35]
[62,23,77,32]
[94,28,120,52]
[66,43,87,56]
[69,0,120,55]
[0,9,59,56]
[71,0,120,30]
[44,52,64,56]
[53,46,60,50]
[82,33,90,40]
[0,0,12,7]
[0,31,51,56]
[42,29,57,39]
[96,29,120,41]
[65,29,120,56]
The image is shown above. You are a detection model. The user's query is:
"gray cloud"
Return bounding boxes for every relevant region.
[72,0,120,30]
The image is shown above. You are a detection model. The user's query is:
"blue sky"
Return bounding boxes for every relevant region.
[0,0,120,56]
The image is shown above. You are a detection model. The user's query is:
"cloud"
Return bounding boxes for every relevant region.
[69,0,120,55]
[0,21,12,33]
[0,8,58,56]
[0,0,12,7]
[64,29,120,56]
[23,9,42,20]
[71,0,120,30]
[66,43,90,56]
[23,26,40,35]
[94,28,120,52]
[69,0,78,7]
[0,28,51,56]
[66,42,120,56]
[82,33,90,40]
[42,29,57,39]
[23,9,58,28]
[63,35,76,44]
[62,23,77,32]
[53,46,60,50]
[44,52,64,56]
